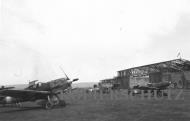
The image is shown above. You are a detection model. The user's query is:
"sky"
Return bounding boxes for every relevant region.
[0,0,190,85]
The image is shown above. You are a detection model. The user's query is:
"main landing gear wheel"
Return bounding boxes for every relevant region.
[44,94,61,109]
[45,102,53,109]
[50,95,60,106]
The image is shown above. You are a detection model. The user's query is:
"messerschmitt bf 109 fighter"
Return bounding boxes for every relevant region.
[0,71,78,109]
[130,81,171,96]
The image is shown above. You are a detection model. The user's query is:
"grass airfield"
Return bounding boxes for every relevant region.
[0,89,190,121]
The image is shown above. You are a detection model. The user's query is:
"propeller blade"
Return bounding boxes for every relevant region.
[59,66,70,80]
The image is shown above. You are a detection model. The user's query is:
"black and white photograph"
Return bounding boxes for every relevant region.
[0,0,190,121]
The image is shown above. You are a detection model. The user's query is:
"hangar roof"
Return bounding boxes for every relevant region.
[118,59,190,74]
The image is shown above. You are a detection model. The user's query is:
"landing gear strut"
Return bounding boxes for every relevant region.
[44,94,65,109]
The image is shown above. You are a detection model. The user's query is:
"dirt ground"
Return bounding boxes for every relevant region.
[0,89,190,121]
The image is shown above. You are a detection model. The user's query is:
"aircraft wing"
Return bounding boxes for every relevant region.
[0,89,51,101]
[146,87,160,90]
[138,86,159,90]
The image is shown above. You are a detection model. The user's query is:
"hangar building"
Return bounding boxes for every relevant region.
[100,59,190,89]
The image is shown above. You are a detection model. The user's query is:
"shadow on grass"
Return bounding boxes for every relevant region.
[0,104,68,113]
[0,106,43,113]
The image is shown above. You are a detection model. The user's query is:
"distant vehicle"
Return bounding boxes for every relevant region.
[111,83,121,90]
[86,87,100,93]
[130,81,171,96]
[96,83,121,94]
[86,84,101,93]
[0,70,78,109]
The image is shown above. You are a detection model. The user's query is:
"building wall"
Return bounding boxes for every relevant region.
[115,76,129,89]
[123,76,130,88]
[184,71,190,88]
[169,72,182,88]
[149,72,162,83]
[129,76,149,88]
[162,71,190,89]
[117,71,190,89]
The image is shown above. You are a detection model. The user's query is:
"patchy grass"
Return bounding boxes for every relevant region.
[0,89,190,121]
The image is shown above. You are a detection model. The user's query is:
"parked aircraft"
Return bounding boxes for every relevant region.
[131,81,171,96]
[0,74,78,109]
